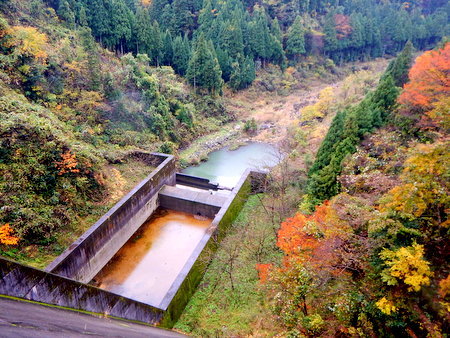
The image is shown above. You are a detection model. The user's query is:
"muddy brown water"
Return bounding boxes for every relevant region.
[92,209,211,307]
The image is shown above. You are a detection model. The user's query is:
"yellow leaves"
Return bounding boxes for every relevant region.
[439,275,450,298]
[8,26,48,63]
[376,297,397,315]
[63,61,84,74]
[427,96,450,130]
[140,0,152,6]
[72,90,104,115]
[383,183,428,218]
[300,86,335,122]
[380,141,450,220]
[17,64,31,74]
[0,19,11,40]
[108,168,126,201]
[55,150,80,175]
[285,66,296,76]
[0,224,19,246]
[404,142,448,177]
[380,243,432,292]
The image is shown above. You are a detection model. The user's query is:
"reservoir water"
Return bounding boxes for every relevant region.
[92,210,211,307]
[182,142,279,188]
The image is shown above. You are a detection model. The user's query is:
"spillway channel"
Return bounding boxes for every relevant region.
[91,209,211,308]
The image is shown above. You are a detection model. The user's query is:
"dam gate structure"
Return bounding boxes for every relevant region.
[0,152,267,328]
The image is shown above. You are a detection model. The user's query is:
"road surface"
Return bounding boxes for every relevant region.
[0,296,185,337]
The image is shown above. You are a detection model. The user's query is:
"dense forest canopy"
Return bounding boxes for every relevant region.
[28,0,450,92]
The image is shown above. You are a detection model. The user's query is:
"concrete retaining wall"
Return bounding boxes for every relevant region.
[46,153,176,283]
[17,153,267,328]
[159,169,263,327]
[159,195,221,219]
[0,257,164,324]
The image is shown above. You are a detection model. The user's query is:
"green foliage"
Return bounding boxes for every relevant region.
[158,141,177,154]
[0,7,230,265]
[243,118,257,133]
[22,0,446,91]
[186,34,223,95]
[306,44,409,205]
[286,16,306,60]
[0,93,103,244]
[382,40,414,87]
[175,195,283,336]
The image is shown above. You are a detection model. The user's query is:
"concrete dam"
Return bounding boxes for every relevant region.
[0,148,272,328]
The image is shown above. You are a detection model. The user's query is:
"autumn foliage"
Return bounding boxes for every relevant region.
[7,26,48,62]
[399,43,450,108]
[398,43,450,128]
[55,150,80,175]
[0,224,19,246]
[334,14,352,39]
[257,46,449,336]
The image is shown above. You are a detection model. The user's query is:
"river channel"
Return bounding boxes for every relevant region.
[182,142,280,188]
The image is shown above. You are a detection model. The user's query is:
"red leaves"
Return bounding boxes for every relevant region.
[334,14,352,39]
[256,263,272,283]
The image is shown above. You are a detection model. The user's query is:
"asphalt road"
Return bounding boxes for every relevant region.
[0,297,185,337]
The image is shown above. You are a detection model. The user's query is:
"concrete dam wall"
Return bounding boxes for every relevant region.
[46,153,177,283]
[1,152,267,328]
[0,257,165,324]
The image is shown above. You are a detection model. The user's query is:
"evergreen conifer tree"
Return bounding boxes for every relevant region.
[286,16,306,61]
[58,0,75,28]
[186,35,223,95]
[172,35,190,75]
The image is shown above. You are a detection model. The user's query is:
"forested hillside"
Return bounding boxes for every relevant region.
[256,43,450,336]
[0,0,231,266]
[5,0,449,93]
[175,42,449,337]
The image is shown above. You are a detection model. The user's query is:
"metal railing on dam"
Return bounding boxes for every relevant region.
[0,152,267,328]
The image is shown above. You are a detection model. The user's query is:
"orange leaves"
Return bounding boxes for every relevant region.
[140,0,152,6]
[276,201,357,276]
[277,202,331,257]
[277,212,313,256]
[55,150,80,175]
[399,43,450,115]
[0,224,19,246]
[256,263,272,283]
[438,275,450,298]
[271,196,373,283]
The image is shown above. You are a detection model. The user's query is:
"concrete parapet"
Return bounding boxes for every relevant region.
[46,153,176,283]
[0,257,164,324]
[3,149,267,328]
